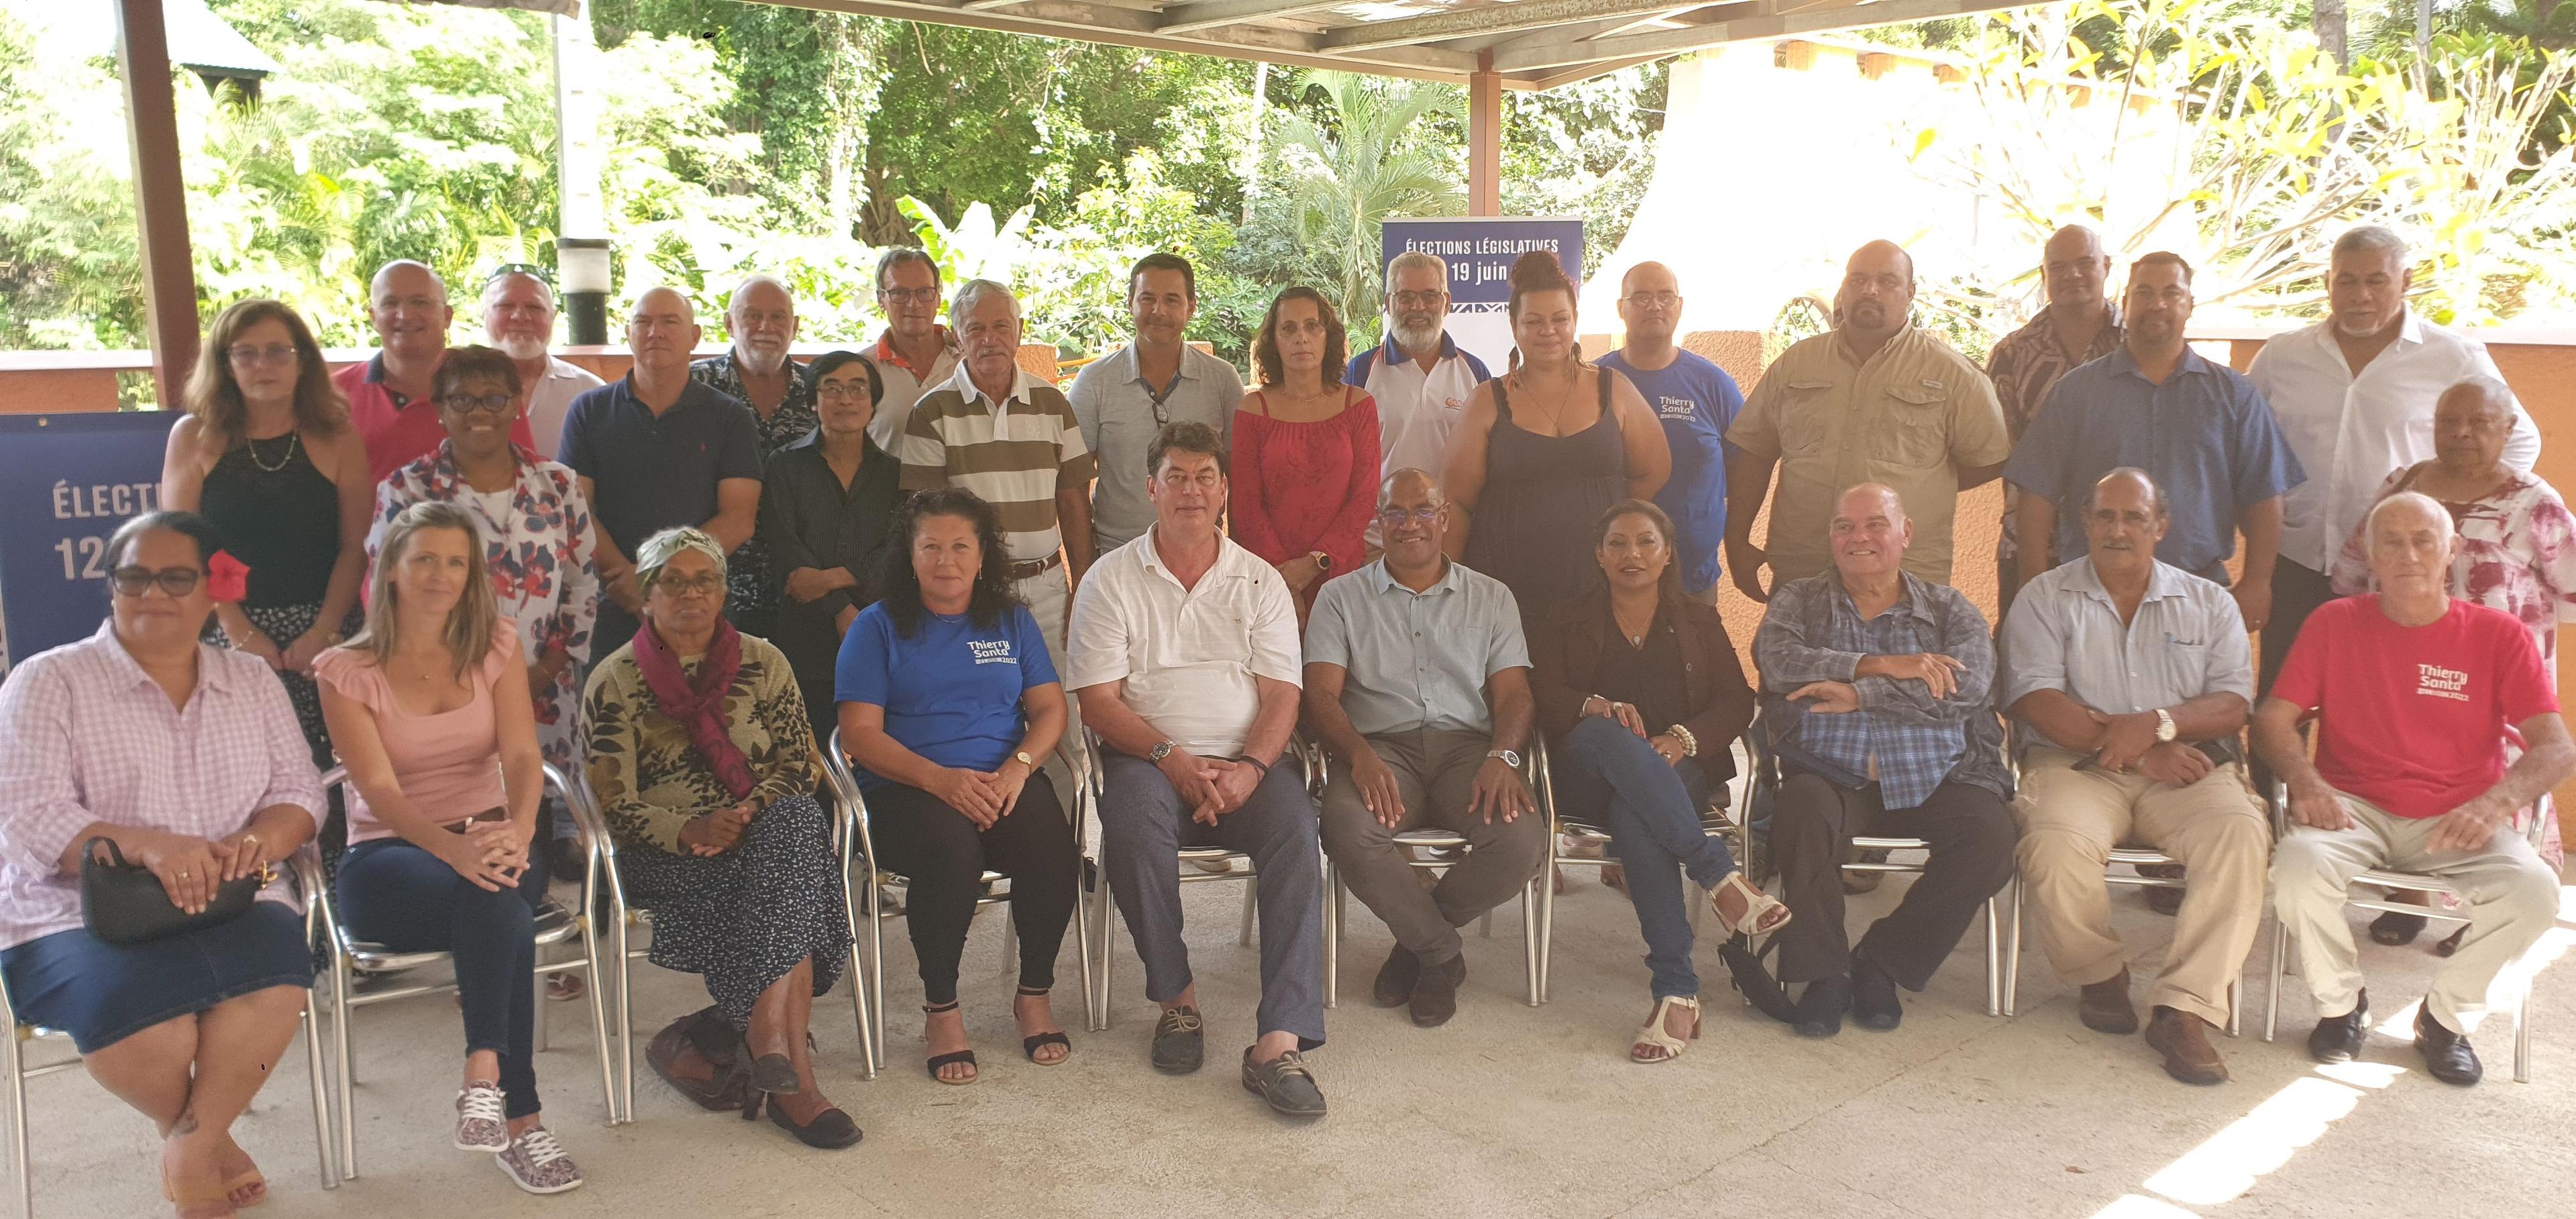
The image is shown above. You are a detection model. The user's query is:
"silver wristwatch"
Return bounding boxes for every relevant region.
[2153,708,2178,743]
[1487,748,1521,768]
[1148,739,1176,762]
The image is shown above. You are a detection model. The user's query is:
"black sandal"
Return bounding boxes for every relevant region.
[922,1001,977,1085]
[1016,986,1072,1065]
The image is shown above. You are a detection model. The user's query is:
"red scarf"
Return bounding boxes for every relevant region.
[633,618,755,800]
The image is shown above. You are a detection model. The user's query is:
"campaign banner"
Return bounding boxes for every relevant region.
[0,412,182,674]
[1380,217,1584,374]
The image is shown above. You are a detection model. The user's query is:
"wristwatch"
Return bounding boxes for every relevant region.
[1012,751,1036,769]
[2153,708,2178,743]
[1487,748,1521,768]
[1148,740,1175,762]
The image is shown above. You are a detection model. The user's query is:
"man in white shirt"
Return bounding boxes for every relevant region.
[1067,421,1327,1118]
[866,248,963,453]
[482,267,603,460]
[2245,224,2540,696]
[1345,251,1491,548]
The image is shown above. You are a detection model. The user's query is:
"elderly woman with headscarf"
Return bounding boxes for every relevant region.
[2330,375,2575,937]
[580,527,859,1149]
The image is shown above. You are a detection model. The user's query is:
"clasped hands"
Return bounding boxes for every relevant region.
[1157,747,1265,826]
[437,817,535,890]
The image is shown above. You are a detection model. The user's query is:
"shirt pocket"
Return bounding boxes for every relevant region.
[1874,382,1950,469]
[1776,380,1838,456]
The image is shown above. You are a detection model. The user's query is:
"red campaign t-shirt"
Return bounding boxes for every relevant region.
[334,356,535,485]
[2269,595,2559,818]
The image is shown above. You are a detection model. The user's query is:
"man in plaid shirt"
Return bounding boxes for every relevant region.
[1752,484,2017,1038]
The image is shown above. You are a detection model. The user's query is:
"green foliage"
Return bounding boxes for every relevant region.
[1265,70,1465,345]
[1499,64,1670,276]
[0,11,141,350]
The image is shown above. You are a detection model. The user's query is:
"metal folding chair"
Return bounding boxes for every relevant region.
[1303,737,1540,1008]
[1998,844,2241,1032]
[2262,782,2545,1082]
[0,835,338,1217]
[1079,727,1286,1032]
[820,729,1085,1078]
[309,763,619,1173]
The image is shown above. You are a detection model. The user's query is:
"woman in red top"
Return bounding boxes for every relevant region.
[1230,287,1380,615]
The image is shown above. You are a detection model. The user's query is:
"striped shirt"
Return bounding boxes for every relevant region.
[898,362,1097,563]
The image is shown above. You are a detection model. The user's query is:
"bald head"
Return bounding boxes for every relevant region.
[1828,482,1913,580]
[1835,241,1915,343]
[1383,467,1443,505]
[1835,482,1907,527]
[726,274,798,375]
[2043,225,2110,313]
[1617,261,1682,348]
[1378,467,1450,568]
[627,286,702,378]
[368,260,452,360]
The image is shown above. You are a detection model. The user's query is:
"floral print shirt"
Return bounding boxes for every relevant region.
[372,443,600,773]
[579,634,818,854]
[690,353,818,623]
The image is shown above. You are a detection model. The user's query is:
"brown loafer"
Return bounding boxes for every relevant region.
[2078,967,2138,1035]
[2144,1006,2229,1085]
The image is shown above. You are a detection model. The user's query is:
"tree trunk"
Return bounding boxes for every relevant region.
[2314,0,2349,66]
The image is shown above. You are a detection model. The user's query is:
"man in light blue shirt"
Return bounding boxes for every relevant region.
[1596,262,1741,600]
[1068,253,1245,553]
[1304,468,1542,1027]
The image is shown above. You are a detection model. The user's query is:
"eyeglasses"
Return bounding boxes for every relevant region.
[438,393,517,415]
[110,566,201,598]
[815,382,874,402]
[652,573,726,599]
[1623,291,1679,309]
[878,286,941,305]
[1389,290,1446,310]
[1375,506,1442,526]
[227,343,298,367]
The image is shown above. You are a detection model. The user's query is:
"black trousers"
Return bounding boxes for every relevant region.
[1770,772,2017,989]
[2253,558,2337,792]
[866,776,1079,1006]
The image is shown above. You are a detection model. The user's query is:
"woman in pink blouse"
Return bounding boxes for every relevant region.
[0,511,323,1218]
[1230,287,1380,615]
[318,502,581,1195]
[2328,376,2572,933]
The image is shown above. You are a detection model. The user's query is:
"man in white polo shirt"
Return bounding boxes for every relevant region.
[1067,421,1327,1118]
[1346,250,1491,547]
[482,266,602,459]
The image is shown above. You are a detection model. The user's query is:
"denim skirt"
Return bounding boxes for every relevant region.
[0,902,312,1053]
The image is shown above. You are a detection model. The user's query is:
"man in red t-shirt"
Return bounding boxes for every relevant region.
[2254,491,2571,1085]
[333,260,533,483]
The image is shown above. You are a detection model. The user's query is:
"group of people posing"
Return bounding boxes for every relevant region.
[0,222,2569,1219]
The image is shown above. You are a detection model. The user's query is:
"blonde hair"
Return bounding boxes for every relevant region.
[351,501,498,682]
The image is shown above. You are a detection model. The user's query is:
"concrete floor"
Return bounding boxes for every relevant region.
[12,869,2573,1219]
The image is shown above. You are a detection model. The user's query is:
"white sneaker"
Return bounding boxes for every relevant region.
[495,1126,584,1195]
[453,1084,508,1152]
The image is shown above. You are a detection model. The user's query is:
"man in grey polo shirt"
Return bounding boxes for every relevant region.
[2000,468,2270,1086]
[1069,252,1246,553]
[1304,468,1543,1028]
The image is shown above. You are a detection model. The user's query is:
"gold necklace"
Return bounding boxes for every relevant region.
[246,431,299,474]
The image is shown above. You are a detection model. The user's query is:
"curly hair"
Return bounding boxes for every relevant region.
[875,488,1020,637]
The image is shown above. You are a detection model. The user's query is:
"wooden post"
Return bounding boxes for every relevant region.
[114,0,200,409]
[1469,51,1502,217]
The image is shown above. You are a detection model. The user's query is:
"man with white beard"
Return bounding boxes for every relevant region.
[1346,250,1491,549]
[482,266,604,460]
[692,274,816,638]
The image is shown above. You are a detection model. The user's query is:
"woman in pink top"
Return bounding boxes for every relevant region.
[317,502,581,1195]
[1231,287,1380,616]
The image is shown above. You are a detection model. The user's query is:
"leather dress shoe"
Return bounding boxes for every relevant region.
[1373,945,1420,1008]
[1849,950,1901,1031]
[2307,990,2368,1064]
[2080,967,2139,1035]
[2143,1006,2229,1085]
[2414,1004,2483,1085]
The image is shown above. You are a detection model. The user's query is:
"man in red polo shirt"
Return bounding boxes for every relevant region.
[335,259,533,482]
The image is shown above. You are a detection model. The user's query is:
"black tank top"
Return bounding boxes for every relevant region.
[199,433,341,608]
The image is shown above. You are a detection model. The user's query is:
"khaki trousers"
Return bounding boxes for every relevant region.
[2013,747,2271,1026]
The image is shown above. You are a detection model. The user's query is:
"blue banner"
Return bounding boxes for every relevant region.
[0,412,182,673]
[1381,217,1584,373]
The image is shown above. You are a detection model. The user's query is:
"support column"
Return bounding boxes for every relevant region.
[553,13,613,345]
[1468,51,1502,217]
[115,0,199,408]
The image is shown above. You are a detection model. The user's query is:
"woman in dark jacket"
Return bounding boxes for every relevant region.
[755,350,902,748]
[1532,499,1787,1063]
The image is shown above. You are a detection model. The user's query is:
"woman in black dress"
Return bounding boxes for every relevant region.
[1442,251,1670,631]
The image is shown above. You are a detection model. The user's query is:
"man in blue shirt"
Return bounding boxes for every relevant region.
[2001,253,2304,633]
[1596,262,1742,601]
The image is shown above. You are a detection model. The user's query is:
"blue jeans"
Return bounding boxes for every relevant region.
[1553,717,1738,1001]
[338,837,550,1119]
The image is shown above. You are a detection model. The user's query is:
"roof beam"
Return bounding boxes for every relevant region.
[1156,0,1352,34]
[1493,0,2040,70]
[755,0,1481,78]
[1316,0,1707,52]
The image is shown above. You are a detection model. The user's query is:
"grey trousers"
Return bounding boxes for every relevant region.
[1098,752,1328,1049]
[1318,729,1548,967]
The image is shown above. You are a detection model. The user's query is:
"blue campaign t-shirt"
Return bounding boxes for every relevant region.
[1596,350,1743,594]
[833,600,1060,784]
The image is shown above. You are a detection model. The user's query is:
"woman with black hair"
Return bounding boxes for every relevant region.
[758,350,901,747]
[834,488,1077,1085]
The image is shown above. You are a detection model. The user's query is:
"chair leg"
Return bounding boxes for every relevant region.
[2226,978,2241,1039]
[577,918,615,1124]
[1323,869,1342,1010]
[1521,881,1541,1007]
[1089,866,1116,1032]
[2263,918,2287,1043]
[1982,892,2002,1018]
[533,951,552,1055]
[2515,988,2532,1084]
[1479,908,1494,939]
[331,949,358,1180]
[2002,875,2023,1018]
[614,914,635,1124]
[7,1014,33,1219]
[1237,879,1258,948]
[998,903,1019,973]
[866,882,888,1077]
[1536,850,1559,1004]
[301,998,335,1189]
[1071,871,1095,1037]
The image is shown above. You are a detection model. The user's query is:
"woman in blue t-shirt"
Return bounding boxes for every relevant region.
[835,488,1076,1084]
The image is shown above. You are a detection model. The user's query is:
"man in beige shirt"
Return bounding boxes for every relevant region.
[1724,240,2011,599]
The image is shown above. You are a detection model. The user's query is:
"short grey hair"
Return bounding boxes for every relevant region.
[875,248,940,290]
[2365,490,2455,544]
[727,273,794,311]
[480,270,555,313]
[1386,250,1447,284]
[949,278,1020,323]
[2332,225,2409,266]
[2438,374,2512,415]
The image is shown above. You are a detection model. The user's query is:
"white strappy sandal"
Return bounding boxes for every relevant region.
[1631,995,1703,1063]
[1710,871,1792,937]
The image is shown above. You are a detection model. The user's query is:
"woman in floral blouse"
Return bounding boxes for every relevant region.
[372,346,599,779]
[2329,376,2572,916]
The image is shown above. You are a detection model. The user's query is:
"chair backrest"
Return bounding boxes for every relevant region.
[822,728,878,871]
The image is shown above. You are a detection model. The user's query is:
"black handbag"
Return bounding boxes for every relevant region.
[78,837,264,947]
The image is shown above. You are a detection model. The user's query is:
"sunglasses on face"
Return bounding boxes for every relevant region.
[111,566,202,598]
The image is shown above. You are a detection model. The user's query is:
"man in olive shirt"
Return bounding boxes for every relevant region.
[1723,240,2011,599]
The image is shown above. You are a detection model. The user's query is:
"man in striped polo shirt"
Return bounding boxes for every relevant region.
[899,278,1100,788]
